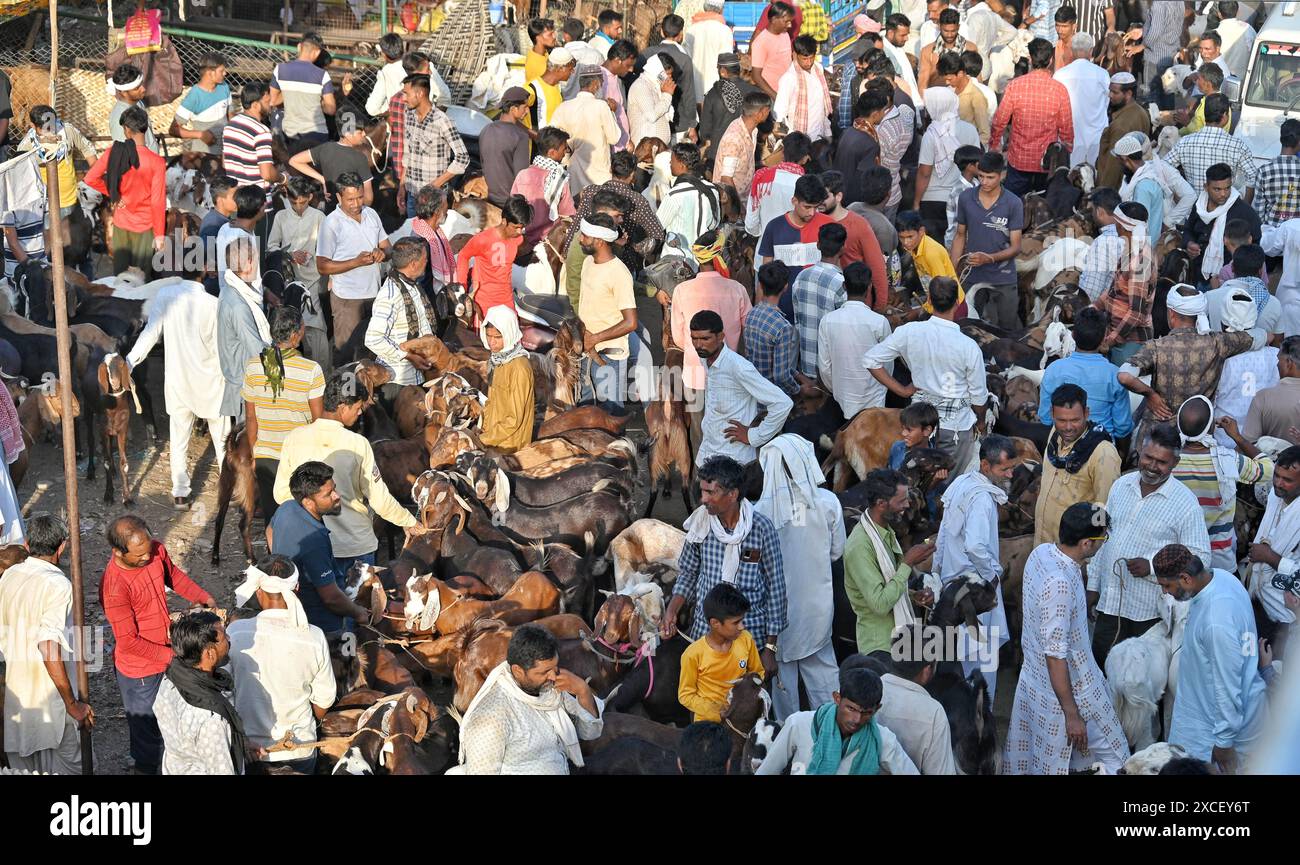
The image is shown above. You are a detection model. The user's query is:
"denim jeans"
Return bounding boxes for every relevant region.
[116,670,164,774]
[581,350,627,412]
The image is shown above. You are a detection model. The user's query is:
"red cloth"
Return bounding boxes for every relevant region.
[101,542,213,677]
[834,209,890,313]
[455,228,523,320]
[0,389,23,465]
[755,3,802,41]
[84,144,167,237]
[989,69,1074,175]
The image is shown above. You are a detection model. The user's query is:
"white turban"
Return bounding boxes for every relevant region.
[579,218,619,242]
[1221,287,1259,333]
[113,73,145,91]
[1167,284,1211,334]
[234,563,308,629]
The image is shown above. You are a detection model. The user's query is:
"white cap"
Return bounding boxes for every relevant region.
[1111,130,1149,158]
[550,46,575,66]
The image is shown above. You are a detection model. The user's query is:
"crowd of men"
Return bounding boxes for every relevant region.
[2,0,1300,775]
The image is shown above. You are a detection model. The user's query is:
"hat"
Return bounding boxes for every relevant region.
[1111,130,1149,158]
[499,86,530,107]
[550,46,575,66]
[577,63,603,79]
[1110,71,1137,86]
[718,52,741,69]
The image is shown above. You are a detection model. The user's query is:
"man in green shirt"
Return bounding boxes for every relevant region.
[843,468,936,654]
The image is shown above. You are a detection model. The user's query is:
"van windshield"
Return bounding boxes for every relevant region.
[1246,45,1300,109]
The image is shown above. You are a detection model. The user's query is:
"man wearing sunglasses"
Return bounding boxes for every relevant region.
[1003,502,1130,775]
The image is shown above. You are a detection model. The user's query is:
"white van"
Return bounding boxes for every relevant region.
[1236,2,1300,166]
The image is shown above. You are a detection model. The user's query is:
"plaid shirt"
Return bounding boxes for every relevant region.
[799,0,830,41]
[563,179,667,254]
[1254,154,1300,226]
[403,104,470,196]
[1093,267,1155,348]
[836,65,859,130]
[1128,328,1255,413]
[791,261,845,377]
[990,69,1074,174]
[388,91,407,181]
[743,303,800,395]
[1164,126,1258,193]
[674,508,788,641]
[874,107,912,208]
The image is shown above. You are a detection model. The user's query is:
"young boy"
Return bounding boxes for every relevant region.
[897,210,968,319]
[888,402,948,517]
[267,176,330,370]
[944,145,984,250]
[1211,219,1268,288]
[678,583,765,723]
[455,195,533,322]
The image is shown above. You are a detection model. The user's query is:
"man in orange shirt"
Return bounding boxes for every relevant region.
[84,106,166,278]
[455,195,534,322]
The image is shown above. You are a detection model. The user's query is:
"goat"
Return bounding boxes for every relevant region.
[607,519,687,592]
[211,424,256,565]
[83,351,141,504]
[1118,741,1192,775]
[821,407,903,492]
[644,348,692,518]
[536,404,633,438]
[455,449,633,510]
[1105,596,1189,750]
[402,569,560,634]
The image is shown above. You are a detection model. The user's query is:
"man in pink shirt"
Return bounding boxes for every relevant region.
[749,1,795,99]
[511,126,577,249]
[670,229,753,455]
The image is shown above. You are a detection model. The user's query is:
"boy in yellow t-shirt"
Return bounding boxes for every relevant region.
[897,211,968,318]
[678,583,765,723]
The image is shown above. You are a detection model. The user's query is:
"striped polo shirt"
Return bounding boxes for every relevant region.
[271,59,334,138]
[222,112,274,197]
[241,351,326,460]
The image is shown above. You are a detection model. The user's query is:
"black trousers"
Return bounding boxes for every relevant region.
[255,457,281,523]
[1092,612,1160,670]
[117,671,164,774]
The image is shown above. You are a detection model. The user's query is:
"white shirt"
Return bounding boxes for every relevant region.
[818,300,892,417]
[316,206,387,300]
[1258,220,1300,337]
[879,674,957,775]
[745,168,801,237]
[755,710,920,774]
[459,681,603,775]
[1214,347,1279,450]
[683,16,734,97]
[773,487,846,662]
[919,119,981,203]
[0,558,75,759]
[227,610,336,763]
[627,73,675,147]
[1120,159,1197,231]
[125,279,225,419]
[774,65,833,143]
[154,676,236,775]
[1053,59,1112,168]
[962,2,1017,60]
[864,316,988,432]
[1249,490,1300,625]
[1217,18,1257,82]
[698,345,795,467]
[657,176,722,245]
[1087,472,1212,622]
[883,39,922,106]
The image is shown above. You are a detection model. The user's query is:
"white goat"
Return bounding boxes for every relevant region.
[1119,741,1191,775]
[608,519,686,592]
[1105,595,1190,750]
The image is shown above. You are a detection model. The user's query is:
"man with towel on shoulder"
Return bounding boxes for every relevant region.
[454,624,603,774]
[1181,161,1261,291]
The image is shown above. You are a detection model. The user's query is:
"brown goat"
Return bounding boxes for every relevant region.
[95,353,140,504]
[643,349,691,518]
[400,334,488,390]
[537,404,632,438]
[403,569,560,634]
[821,407,903,492]
[211,423,256,565]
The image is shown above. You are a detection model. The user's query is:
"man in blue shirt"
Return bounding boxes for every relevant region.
[1036,306,1134,441]
[269,460,371,636]
[1155,543,1267,774]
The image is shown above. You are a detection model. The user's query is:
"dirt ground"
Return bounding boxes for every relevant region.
[18,359,1015,775]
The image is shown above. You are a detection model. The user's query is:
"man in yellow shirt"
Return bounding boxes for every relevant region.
[19,105,97,238]
[273,371,423,572]
[524,17,558,84]
[1180,64,1222,137]
[576,213,637,411]
[678,583,765,722]
[897,211,971,318]
[1034,383,1121,547]
[526,47,576,131]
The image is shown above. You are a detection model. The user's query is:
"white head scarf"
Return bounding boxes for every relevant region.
[1167,284,1211,334]
[479,304,528,368]
[923,86,962,179]
[756,434,825,530]
[1177,394,1237,510]
[234,563,308,630]
[1221,286,1259,333]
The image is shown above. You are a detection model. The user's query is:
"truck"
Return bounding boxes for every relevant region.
[1236,1,1300,167]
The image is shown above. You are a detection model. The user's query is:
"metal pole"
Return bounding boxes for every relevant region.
[42,15,93,779]
[380,0,387,35]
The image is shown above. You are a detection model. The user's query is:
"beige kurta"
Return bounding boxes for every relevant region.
[551,91,622,198]
[0,558,77,760]
[1033,434,1121,547]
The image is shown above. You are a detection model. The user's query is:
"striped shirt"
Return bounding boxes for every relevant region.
[271,59,334,138]
[222,112,274,197]
[1,205,46,278]
[1174,451,1272,573]
[241,351,326,460]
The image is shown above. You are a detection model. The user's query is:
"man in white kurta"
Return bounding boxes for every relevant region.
[878,640,958,775]
[1053,34,1111,168]
[125,278,231,505]
[1002,506,1130,775]
[683,0,734,98]
[0,517,91,774]
[755,435,845,721]
[933,436,1016,700]
[551,69,622,197]
[1245,452,1300,636]
[455,628,603,774]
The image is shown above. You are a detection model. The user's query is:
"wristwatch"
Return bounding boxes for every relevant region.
[764,642,778,653]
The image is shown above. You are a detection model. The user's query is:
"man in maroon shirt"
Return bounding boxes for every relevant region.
[100,515,215,774]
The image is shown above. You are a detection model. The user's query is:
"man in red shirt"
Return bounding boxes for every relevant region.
[989,37,1074,198]
[84,106,167,279]
[101,515,215,774]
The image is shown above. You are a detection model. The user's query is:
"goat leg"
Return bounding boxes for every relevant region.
[102,425,113,503]
[238,505,254,565]
[117,430,133,505]
[211,466,234,565]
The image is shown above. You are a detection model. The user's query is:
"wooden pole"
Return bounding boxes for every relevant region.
[44,0,94,776]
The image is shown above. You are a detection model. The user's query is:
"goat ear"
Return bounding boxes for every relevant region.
[494,468,510,514]
[453,510,467,535]
[96,363,110,396]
